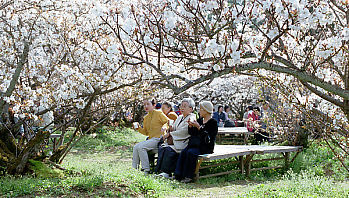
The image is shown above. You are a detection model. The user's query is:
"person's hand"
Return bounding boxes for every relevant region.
[163,132,170,139]
[132,122,139,129]
[188,120,200,129]
[161,127,167,133]
[187,119,193,127]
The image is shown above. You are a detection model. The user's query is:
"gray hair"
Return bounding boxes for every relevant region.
[182,98,195,109]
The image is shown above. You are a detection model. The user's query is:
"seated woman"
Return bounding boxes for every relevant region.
[156,98,196,178]
[161,101,178,121]
[132,98,169,174]
[212,105,226,127]
[174,101,218,183]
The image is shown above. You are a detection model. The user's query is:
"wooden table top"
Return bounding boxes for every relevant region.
[218,127,252,134]
[199,145,302,160]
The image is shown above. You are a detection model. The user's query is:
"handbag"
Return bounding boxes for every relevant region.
[166,133,174,145]
[202,130,211,144]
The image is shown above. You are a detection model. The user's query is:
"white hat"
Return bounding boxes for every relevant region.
[200,101,213,114]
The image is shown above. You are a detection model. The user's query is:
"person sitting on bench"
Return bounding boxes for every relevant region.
[132,98,169,175]
[161,101,178,121]
[174,101,218,183]
[156,98,196,178]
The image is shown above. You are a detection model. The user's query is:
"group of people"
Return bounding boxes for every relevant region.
[132,98,218,183]
[212,105,235,127]
[244,102,271,143]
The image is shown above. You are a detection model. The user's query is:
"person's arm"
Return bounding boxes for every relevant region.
[188,117,202,136]
[171,114,195,139]
[137,116,148,136]
[159,111,170,130]
[167,112,178,121]
[212,112,218,122]
[224,112,229,121]
[221,113,226,122]
[200,119,218,140]
[137,124,148,136]
[188,124,199,136]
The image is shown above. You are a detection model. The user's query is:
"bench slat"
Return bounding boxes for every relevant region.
[198,169,241,179]
[199,150,253,161]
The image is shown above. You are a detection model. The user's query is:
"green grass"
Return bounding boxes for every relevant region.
[28,159,64,178]
[0,127,348,197]
[238,170,349,198]
[71,126,145,152]
[290,140,349,180]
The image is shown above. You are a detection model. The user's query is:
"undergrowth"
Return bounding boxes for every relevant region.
[0,127,348,197]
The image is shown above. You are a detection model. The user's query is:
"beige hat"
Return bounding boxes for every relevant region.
[200,101,214,114]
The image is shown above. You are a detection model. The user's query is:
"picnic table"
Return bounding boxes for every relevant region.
[194,144,302,181]
[217,127,253,144]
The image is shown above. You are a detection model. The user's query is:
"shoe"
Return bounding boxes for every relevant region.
[180,177,192,183]
[157,172,170,178]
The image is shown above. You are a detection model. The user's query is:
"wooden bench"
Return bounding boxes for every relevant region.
[217,127,253,144]
[194,145,302,181]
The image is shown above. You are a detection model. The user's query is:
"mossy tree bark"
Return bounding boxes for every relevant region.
[6,130,50,174]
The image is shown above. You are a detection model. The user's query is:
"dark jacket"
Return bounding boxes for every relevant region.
[188,118,218,154]
[212,112,226,124]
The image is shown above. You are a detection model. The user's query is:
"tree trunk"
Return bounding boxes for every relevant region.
[6,130,50,174]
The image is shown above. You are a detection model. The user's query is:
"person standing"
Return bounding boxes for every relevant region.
[132,98,169,174]
[174,101,218,183]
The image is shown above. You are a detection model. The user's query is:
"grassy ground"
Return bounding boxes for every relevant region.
[1,127,348,197]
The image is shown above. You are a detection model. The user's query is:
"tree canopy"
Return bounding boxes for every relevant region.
[0,0,348,174]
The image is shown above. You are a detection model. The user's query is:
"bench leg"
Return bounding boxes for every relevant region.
[194,158,204,181]
[284,152,290,170]
[217,134,222,144]
[290,151,300,164]
[239,156,244,174]
[244,154,254,177]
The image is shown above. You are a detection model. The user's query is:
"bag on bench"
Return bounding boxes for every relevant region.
[166,134,174,145]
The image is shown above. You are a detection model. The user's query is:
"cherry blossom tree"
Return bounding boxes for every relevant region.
[0,0,148,174]
[102,0,348,170]
[1,0,348,174]
[182,75,259,119]
[104,0,348,118]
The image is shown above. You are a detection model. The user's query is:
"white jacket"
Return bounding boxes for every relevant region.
[168,113,196,153]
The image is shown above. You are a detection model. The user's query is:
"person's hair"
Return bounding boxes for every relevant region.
[143,98,156,106]
[155,103,162,109]
[247,106,253,111]
[162,101,173,111]
[224,105,230,112]
[253,106,260,112]
[182,98,195,109]
[217,105,223,112]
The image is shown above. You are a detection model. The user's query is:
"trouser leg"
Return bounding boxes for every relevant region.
[132,143,141,169]
[134,138,160,172]
[174,147,189,179]
[161,147,179,174]
[155,145,166,173]
[182,148,200,179]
